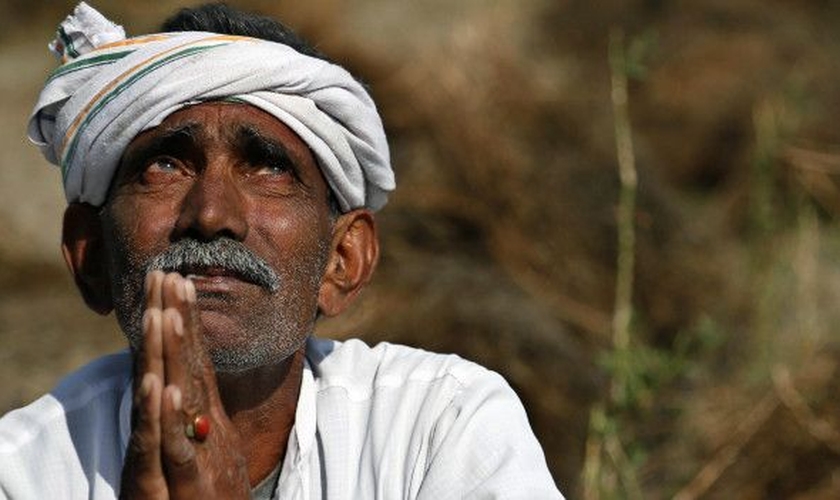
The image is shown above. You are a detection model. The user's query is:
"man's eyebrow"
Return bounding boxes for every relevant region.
[124,122,202,163]
[236,125,303,178]
[237,126,287,157]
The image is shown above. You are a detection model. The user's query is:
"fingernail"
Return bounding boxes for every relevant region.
[140,373,155,398]
[169,386,182,411]
[166,273,184,301]
[172,312,184,336]
[144,309,161,333]
[185,279,196,303]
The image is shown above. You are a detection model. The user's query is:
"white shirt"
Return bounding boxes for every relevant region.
[0,337,563,499]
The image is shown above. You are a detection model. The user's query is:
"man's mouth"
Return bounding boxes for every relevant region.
[174,265,257,288]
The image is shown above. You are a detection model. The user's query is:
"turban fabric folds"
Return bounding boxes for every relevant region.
[28,2,395,212]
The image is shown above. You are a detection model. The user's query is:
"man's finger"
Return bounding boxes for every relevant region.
[121,373,167,499]
[134,270,165,394]
[160,274,207,414]
[160,273,187,386]
[161,306,191,395]
[181,278,223,407]
[145,270,164,311]
[160,384,199,496]
[136,308,164,391]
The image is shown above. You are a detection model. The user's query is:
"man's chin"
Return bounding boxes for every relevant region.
[207,340,303,374]
[201,315,308,374]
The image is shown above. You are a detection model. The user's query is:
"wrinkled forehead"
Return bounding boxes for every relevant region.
[124,101,316,165]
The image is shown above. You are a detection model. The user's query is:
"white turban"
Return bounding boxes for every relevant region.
[27,2,395,212]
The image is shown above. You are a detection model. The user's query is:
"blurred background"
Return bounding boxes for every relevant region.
[3,0,840,498]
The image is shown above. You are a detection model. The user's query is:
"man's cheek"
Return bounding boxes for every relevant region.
[112,219,171,265]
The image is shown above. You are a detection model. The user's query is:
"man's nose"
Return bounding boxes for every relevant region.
[173,163,248,241]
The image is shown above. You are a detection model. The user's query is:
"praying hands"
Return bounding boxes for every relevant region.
[120,271,250,499]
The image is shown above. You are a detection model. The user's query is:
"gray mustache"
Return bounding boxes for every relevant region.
[146,238,280,293]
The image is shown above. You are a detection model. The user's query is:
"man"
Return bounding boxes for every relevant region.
[0,3,562,498]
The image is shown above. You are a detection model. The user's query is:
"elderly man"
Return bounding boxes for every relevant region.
[0,3,562,499]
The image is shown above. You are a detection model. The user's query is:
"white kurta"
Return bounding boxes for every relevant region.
[0,337,563,499]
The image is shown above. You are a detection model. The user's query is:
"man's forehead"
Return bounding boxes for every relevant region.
[127,102,313,157]
[139,102,293,139]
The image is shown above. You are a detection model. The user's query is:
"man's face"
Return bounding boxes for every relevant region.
[100,102,335,372]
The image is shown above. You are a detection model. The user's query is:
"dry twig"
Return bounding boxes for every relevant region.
[772,366,840,455]
[610,28,638,360]
[672,392,779,500]
[581,27,640,500]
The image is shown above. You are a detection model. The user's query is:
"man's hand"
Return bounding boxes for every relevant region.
[120,271,250,499]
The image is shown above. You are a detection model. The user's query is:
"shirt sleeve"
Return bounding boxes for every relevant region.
[415,369,565,500]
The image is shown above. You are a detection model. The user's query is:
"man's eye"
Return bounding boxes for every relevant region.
[255,161,292,176]
[137,157,187,185]
[147,158,178,172]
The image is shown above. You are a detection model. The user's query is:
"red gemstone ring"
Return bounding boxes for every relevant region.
[185,414,211,442]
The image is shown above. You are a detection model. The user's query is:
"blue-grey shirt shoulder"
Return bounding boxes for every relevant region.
[0,350,131,498]
[0,349,131,444]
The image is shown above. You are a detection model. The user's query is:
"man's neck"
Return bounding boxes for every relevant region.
[216,347,305,487]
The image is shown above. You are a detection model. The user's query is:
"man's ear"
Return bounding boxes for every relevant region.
[318,209,379,317]
[62,203,113,315]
